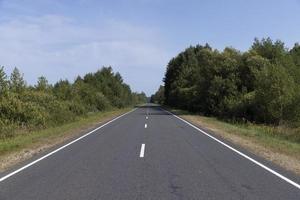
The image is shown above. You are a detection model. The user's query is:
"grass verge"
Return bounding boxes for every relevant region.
[169,108,300,175]
[0,108,132,172]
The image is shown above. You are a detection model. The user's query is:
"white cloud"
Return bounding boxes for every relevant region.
[0,14,170,94]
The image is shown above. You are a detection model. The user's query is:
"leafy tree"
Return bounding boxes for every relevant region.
[53,79,72,100]
[161,37,300,125]
[290,43,300,67]
[150,85,165,104]
[0,66,146,139]
[254,64,296,124]
[251,37,286,62]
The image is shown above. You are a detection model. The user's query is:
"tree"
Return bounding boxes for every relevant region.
[9,67,26,93]
[150,85,165,104]
[35,76,50,91]
[53,79,72,100]
[254,64,296,124]
[162,38,300,125]
[251,37,286,62]
[290,43,300,67]
[0,66,8,95]
[0,66,147,139]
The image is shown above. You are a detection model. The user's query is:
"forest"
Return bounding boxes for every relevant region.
[0,66,146,139]
[152,38,300,127]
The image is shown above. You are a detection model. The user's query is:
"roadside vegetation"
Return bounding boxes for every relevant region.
[151,38,300,172]
[152,38,300,133]
[0,66,146,140]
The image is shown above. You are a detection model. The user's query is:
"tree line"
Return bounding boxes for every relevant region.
[0,66,146,138]
[152,38,300,126]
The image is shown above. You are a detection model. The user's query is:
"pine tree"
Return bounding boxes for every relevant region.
[9,67,26,93]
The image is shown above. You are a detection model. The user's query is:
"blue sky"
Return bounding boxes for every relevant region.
[0,0,300,95]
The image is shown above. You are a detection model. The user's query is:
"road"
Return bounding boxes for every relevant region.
[1,105,300,199]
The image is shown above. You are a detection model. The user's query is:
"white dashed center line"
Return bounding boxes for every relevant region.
[139,144,145,158]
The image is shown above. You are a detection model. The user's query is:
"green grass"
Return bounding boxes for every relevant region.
[169,108,300,158]
[0,108,132,156]
[202,116,300,154]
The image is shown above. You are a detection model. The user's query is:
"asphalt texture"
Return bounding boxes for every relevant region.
[1,105,300,199]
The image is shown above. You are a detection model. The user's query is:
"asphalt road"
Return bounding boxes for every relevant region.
[1,105,300,199]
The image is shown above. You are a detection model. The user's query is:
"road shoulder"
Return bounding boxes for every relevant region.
[176,113,300,176]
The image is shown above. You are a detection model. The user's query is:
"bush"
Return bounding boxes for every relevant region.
[0,66,147,139]
[0,93,47,127]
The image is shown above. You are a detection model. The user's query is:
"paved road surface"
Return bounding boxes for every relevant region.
[1,105,300,199]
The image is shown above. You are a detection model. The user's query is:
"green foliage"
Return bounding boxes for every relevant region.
[35,76,50,91]
[150,85,165,104]
[290,43,300,67]
[162,38,300,126]
[9,67,26,93]
[254,64,296,124]
[53,79,72,100]
[0,92,47,128]
[0,66,146,139]
[0,66,9,95]
[251,37,286,62]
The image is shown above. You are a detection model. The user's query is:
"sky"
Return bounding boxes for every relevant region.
[0,0,300,95]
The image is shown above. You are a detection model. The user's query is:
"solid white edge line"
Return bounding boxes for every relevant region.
[0,108,137,183]
[161,108,300,190]
[140,144,145,158]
